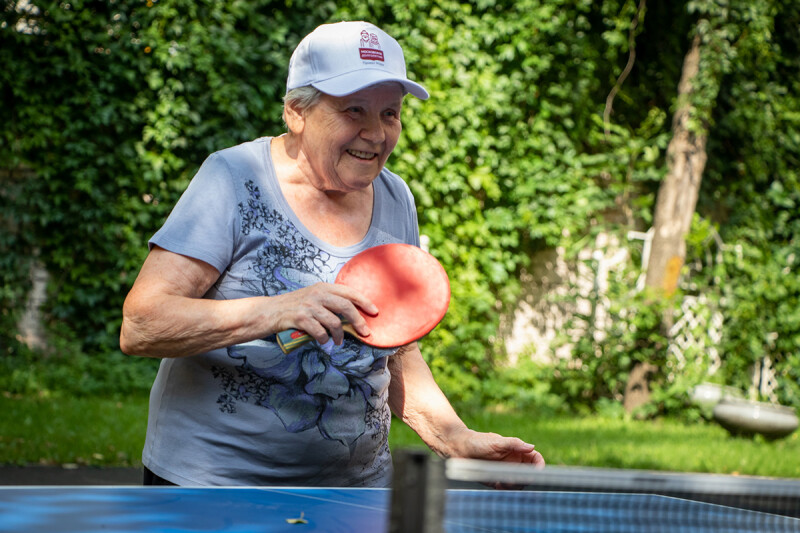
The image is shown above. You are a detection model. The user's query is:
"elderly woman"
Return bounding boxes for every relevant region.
[121,21,544,487]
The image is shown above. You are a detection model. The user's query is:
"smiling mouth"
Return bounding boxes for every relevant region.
[346,149,378,161]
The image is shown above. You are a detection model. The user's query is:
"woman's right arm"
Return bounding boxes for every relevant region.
[120,246,376,358]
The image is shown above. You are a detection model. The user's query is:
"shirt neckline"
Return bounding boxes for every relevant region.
[261,137,382,257]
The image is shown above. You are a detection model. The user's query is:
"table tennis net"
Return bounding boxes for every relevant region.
[389,449,800,532]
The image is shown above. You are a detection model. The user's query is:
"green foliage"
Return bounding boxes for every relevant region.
[521,0,800,416]
[0,330,158,397]
[0,0,341,397]
[696,0,800,408]
[713,241,800,406]
[2,0,800,417]
[334,0,672,403]
[477,358,566,416]
[549,261,686,417]
[549,209,799,418]
[0,0,333,358]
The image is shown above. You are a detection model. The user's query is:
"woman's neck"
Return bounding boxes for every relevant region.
[271,135,375,248]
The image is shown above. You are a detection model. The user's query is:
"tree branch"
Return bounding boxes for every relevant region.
[604,0,647,140]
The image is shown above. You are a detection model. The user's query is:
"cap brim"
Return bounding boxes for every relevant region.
[312,70,429,100]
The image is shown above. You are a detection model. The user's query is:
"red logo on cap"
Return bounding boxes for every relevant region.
[359,30,384,62]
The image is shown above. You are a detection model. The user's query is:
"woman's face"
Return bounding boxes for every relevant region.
[297,84,404,194]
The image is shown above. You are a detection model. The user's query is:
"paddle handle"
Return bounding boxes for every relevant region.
[276,328,314,353]
[276,320,356,354]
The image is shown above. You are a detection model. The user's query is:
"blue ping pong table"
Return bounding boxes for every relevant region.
[1,485,799,532]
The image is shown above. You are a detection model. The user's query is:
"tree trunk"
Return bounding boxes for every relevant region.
[623,362,658,415]
[644,33,708,295]
[625,34,713,413]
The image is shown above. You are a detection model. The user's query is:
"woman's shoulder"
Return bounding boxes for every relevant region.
[211,137,271,163]
[201,137,272,180]
[376,166,413,199]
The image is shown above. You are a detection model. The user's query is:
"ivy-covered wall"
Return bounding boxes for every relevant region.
[2,0,798,412]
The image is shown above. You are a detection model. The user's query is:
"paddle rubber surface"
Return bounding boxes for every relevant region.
[277,243,450,352]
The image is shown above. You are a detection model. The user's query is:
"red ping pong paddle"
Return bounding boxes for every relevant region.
[276,243,450,353]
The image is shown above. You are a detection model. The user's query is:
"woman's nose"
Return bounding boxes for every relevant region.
[360,113,386,143]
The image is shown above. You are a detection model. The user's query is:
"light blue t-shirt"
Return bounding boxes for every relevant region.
[143,137,420,487]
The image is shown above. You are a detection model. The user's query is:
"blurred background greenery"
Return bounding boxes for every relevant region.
[1,0,799,471]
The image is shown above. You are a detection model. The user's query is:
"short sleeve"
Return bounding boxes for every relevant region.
[149,153,238,273]
[405,185,420,248]
[373,168,420,248]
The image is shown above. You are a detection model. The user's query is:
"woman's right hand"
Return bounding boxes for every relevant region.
[271,282,378,347]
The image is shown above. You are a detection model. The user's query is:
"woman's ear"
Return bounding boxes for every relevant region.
[283,101,306,136]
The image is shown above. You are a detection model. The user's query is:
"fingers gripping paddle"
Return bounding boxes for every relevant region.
[276,243,450,353]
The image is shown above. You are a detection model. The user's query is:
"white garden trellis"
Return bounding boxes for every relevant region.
[504,228,781,403]
[629,228,779,402]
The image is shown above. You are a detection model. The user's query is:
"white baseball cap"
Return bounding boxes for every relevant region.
[286,21,429,100]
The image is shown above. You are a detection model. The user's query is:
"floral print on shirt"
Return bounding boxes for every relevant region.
[211,180,393,451]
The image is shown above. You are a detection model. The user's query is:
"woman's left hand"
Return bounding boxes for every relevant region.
[447,428,545,466]
[445,428,544,489]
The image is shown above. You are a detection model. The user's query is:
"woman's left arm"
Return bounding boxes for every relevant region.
[387,343,545,466]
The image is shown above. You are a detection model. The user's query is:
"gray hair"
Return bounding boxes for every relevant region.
[282,86,323,127]
[282,82,407,127]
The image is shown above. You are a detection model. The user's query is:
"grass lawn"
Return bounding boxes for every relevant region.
[3,393,799,478]
[391,410,800,478]
[0,393,149,467]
